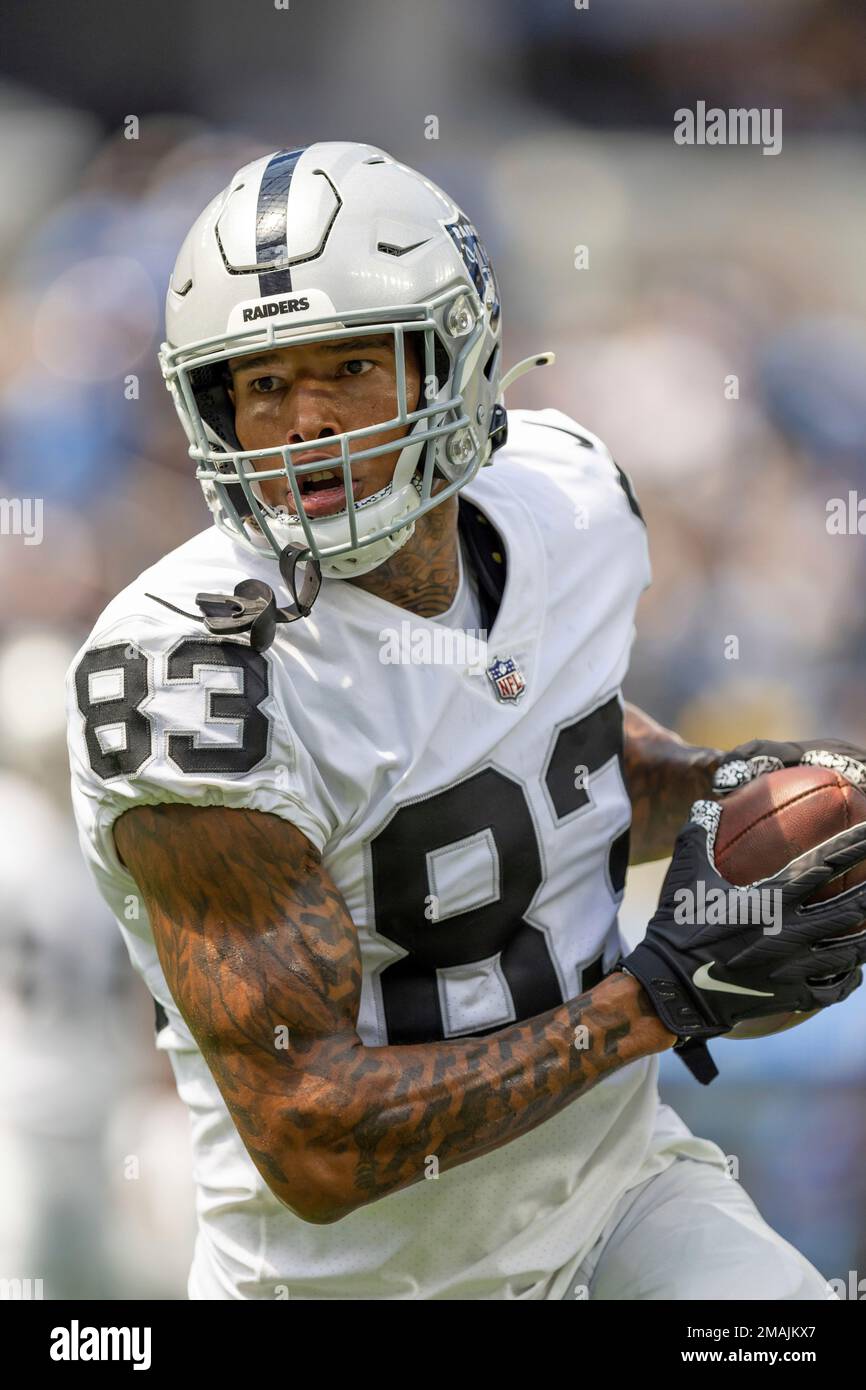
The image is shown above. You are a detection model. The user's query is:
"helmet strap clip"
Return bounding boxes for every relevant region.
[144,544,321,653]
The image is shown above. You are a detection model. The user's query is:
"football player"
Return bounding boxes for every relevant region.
[66,143,866,1300]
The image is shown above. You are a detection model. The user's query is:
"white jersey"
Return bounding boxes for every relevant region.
[66,407,727,1299]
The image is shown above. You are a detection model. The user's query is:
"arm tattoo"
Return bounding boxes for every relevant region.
[114,802,674,1223]
[624,701,724,864]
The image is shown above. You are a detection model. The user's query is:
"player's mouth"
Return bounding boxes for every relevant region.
[293,461,364,518]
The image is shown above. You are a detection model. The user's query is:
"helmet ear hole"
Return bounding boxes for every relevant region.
[191,362,242,452]
[432,334,451,395]
[405,330,450,407]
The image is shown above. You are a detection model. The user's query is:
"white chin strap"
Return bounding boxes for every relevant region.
[315,489,420,579]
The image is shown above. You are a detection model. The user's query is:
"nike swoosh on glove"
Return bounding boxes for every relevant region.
[713,738,866,795]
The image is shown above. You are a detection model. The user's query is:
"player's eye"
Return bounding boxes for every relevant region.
[250,375,281,394]
[339,358,374,377]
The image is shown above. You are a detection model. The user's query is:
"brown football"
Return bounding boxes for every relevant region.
[713,764,866,1040]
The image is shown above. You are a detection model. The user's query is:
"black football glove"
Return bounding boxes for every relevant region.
[713,738,866,796]
[619,799,866,1083]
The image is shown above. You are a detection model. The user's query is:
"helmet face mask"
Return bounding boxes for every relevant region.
[158,143,510,580]
[161,292,493,578]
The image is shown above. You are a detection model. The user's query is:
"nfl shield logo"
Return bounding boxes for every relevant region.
[486,655,526,704]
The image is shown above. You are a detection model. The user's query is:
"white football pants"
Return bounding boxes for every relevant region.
[561,1155,836,1301]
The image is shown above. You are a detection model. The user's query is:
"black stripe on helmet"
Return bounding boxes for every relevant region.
[255,147,306,296]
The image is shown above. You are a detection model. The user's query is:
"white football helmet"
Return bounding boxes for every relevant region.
[159,142,552,582]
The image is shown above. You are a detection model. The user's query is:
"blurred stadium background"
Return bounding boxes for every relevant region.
[2,0,866,1298]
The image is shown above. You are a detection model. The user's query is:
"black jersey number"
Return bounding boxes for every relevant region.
[74,638,269,780]
[370,694,628,1043]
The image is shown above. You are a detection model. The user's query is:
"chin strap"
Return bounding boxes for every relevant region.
[499,350,556,396]
[146,543,322,653]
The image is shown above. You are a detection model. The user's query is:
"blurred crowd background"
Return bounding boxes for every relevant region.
[2,0,866,1299]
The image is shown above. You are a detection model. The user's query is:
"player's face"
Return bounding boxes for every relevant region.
[227,333,424,519]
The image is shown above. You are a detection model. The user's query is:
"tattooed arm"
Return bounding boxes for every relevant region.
[624,702,724,864]
[114,801,675,1225]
